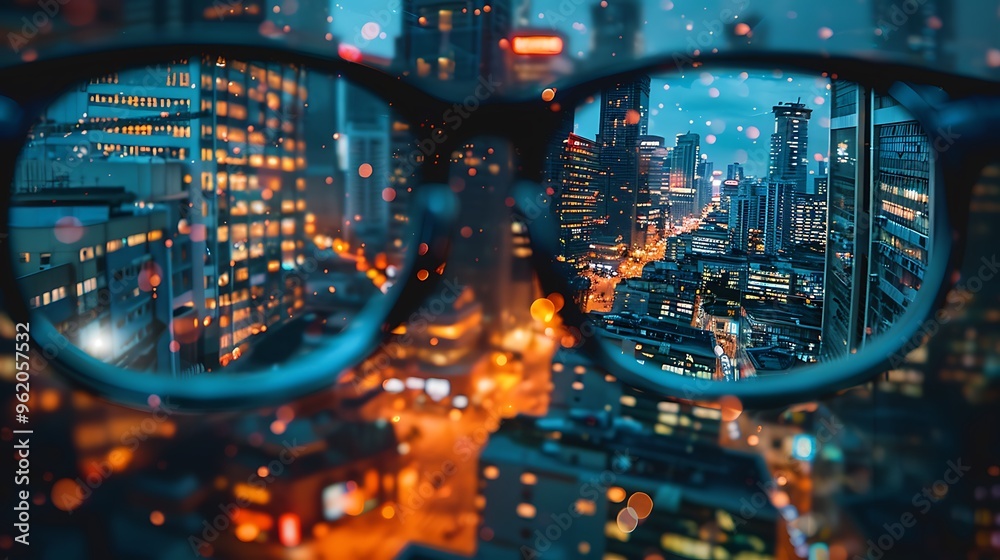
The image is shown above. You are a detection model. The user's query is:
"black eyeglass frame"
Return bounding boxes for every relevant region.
[1,41,996,411]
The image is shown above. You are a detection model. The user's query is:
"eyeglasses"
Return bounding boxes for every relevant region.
[3,42,997,411]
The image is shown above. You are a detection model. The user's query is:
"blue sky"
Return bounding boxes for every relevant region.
[574,69,831,178]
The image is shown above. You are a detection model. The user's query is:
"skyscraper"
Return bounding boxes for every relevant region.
[597,74,650,247]
[397,0,512,81]
[790,192,828,252]
[866,93,933,337]
[667,132,700,223]
[768,100,812,193]
[727,162,745,181]
[342,82,391,258]
[761,180,793,255]
[818,158,829,177]
[555,133,603,268]
[822,82,871,358]
[12,57,310,372]
[697,160,714,212]
[638,135,669,229]
[824,85,934,356]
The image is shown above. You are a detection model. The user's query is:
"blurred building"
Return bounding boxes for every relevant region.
[476,353,779,559]
[396,0,513,82]
[342,82,392,258]
[589,0,643,64]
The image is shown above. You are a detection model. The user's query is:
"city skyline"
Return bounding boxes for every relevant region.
[575,71,831,179]
[549,65,932,381]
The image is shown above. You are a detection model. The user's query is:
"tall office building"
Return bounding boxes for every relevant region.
[342,82,391,258]
[638,135,669,229]
[397,0,512,82]
[865,92,933,337]
[727,180,791,256]
[667,132,700,223]
[697,160,714,212]
[554,133,603,268]
[597,74,650,248]
[728,190,764,255]
[790,192,827,252]
[761,180,793,255]
[817,158,829,177]
[822,82,870,359]
[12,57,310,371]
[768,100,812,193]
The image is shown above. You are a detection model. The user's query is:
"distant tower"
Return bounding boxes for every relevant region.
[638,136,670,228]
[697,160,714,212]
[668,133,700,223]
[768,100,812,193]
[761,181,793,255]
[726,162,745,181]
